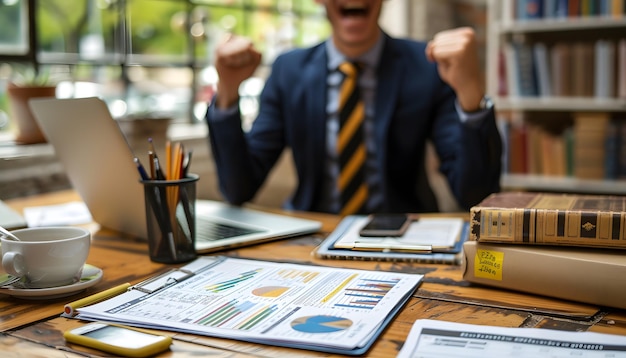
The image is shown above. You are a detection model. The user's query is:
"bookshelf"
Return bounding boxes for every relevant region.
[486,0,626,194]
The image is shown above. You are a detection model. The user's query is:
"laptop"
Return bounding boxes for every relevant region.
[29,97,321,253]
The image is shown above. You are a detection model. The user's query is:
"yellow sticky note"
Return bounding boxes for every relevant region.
[475,249,504,280]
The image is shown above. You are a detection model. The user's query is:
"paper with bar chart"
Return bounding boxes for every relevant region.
[75,256,423,355]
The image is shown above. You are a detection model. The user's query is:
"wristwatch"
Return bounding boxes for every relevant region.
[478,95,494,111]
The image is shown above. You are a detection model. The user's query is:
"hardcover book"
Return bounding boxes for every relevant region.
[462,241,626,309]
[469,191,626,249]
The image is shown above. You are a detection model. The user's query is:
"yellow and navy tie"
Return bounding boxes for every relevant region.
[337,62,368,215]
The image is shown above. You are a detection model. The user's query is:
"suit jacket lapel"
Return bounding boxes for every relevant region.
[302,45,329,206]
[374,36,403,186]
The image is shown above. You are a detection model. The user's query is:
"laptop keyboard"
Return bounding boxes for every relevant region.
[196,219,265,242]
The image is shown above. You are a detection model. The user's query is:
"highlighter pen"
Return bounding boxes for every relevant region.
[63,282,131,317]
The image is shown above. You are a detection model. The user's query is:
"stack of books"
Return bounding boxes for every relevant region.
[463,191,626,309]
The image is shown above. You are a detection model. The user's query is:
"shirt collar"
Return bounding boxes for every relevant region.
[326,30,385,72]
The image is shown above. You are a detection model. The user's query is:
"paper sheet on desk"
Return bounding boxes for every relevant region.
[23,201,93,227]
[332,217,463,250]
[398,319,626,357]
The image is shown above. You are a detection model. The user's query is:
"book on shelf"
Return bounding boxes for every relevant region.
[71,256,423,355]
[506,116,529,174]
[619,38,626,99]
[502,116,572,177]
[619,118,626,178]
[614,0,626,16]
[516,0,544,19]
[569,0,581,16]
[469,191,626,249]
[501,37,626,100]
[605,118,620,179]
[572,41,595,97]
[462,240,626,309]
[501,111,625,179]
[514,40,539,96]
[503,42,520,97]
[314,215,468,264]
[603,117,626,180]
[533,42,552,96]
[550,42,572,97]
[573,112,610,179]
[594,39,616,98]
[509,0,626,20]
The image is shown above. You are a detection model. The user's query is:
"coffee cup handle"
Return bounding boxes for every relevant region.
[2,252,26,277]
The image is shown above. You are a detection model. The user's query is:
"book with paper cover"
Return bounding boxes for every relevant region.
[462,241,626,309]
[469,191,626,249]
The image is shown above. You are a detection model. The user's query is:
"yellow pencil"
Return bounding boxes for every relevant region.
[165,140,172,180]
[63,282,131,317]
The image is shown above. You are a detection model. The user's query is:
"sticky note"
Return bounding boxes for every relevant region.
[475,249,504,280]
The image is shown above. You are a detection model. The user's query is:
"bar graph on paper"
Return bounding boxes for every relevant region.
[334,277,401,310]
[194,299,278,330]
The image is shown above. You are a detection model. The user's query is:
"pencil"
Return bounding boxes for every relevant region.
[165,140,172,180]
[63,282,131,317]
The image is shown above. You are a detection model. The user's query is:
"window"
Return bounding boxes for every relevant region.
[0,0,329,136]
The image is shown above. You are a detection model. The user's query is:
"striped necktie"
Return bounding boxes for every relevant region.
[337,61,368,215]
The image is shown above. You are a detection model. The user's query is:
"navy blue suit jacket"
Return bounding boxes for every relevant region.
[207,34,502,213]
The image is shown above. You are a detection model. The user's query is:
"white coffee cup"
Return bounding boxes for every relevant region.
[1,227,91,288]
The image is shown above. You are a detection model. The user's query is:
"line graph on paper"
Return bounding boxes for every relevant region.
[205,269,262,292]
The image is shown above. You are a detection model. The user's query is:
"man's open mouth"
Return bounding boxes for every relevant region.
[339,2,369,17]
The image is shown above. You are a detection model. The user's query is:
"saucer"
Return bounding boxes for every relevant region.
[0,264,103,300]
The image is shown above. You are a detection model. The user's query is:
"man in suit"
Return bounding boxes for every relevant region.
[206,0,502,214]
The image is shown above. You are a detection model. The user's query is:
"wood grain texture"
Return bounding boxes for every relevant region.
[2,190,625,357]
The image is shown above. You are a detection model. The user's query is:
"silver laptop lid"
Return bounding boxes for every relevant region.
[30,97,147,238]
[29,97,321,251]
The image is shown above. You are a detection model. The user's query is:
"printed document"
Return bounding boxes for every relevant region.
[398,319,626,358]
[75,256,422,354]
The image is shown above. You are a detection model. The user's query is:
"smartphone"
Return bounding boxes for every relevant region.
[64,322,172,358]
[359,213,411,237]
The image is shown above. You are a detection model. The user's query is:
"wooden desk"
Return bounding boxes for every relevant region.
[2,190,625,357]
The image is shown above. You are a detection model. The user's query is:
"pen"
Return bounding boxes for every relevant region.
[182,150,193,177]
[351,242,433,253]
[63,282,132,317]
[153,155,166,180]
[148,151,156,179]
[134,157,150,180]
[148,138,166,180]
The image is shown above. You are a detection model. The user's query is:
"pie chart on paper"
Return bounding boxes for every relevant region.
[251,286,290,298]
[290,315,353,333]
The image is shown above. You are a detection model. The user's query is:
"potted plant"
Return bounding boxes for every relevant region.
[6,66,57,144]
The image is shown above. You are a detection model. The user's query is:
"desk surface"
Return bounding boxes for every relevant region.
[1,190,625,357]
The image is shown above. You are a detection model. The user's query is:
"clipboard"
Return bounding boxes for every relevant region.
[62,257,221,318]
[314,216,469,264]
[66,256,423,355]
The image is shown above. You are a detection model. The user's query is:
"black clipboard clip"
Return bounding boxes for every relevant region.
[132,256,224,294]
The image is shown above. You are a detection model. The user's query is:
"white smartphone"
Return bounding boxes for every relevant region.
[359,213,412,237]
[64,322,172,357]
